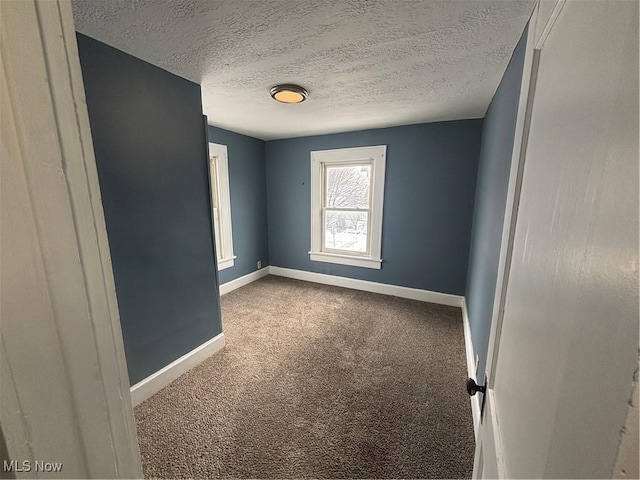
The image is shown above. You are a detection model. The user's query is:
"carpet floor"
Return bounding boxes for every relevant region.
[134,276,475,479]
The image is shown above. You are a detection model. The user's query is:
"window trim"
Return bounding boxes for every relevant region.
[309,145,386,269]
[208,143,236,271]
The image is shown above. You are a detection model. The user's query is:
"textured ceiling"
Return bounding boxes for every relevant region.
[72,0,535,140]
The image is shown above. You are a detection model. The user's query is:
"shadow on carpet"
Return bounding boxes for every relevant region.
[135,276,475,479]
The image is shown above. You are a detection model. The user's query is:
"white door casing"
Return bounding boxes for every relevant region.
[1,0,142,477]
[474,0,639,477]
[471,1,540,474]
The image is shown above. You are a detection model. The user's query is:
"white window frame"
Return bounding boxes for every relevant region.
[208,143,236,270]
[309,145,386,269]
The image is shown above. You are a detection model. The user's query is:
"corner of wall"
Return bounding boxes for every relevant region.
[262,138,271,267]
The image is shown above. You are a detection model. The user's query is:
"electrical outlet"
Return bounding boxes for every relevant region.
[257,260,262,269]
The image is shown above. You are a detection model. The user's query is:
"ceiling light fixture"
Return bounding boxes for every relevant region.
[270,84,308,104]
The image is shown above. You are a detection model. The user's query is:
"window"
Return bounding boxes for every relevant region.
[310,145,386,269]
[208,143,235,270]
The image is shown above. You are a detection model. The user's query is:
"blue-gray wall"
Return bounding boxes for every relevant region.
[207,126,269,284]
[466,25,529,379]
[77,33,222,385]
[265,121,483,295]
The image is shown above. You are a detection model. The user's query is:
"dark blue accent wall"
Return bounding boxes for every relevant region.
[265,120,483,295]
[466,24,529,379]
[207,126,269,284]
[76,33,222,385]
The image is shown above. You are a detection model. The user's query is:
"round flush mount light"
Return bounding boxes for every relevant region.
[270,84,308,104]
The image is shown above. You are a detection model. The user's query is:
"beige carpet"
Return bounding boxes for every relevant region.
[135,276,475,479]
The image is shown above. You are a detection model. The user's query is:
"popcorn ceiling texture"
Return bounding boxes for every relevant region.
[72,0,535,140]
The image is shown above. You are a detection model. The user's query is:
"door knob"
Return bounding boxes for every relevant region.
[466,377,486,396]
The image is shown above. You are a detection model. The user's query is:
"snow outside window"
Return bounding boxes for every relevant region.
[309,145,386,269]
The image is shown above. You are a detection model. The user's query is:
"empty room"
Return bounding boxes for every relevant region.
[1,0,638,479]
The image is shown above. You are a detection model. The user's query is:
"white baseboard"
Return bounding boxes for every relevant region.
[220,267,270,295]
[462,298,481,438]
[268,266,464,307]
[130,332,225,406]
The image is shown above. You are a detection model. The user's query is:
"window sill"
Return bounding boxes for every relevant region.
[309,251,382,269]
[217,256,237,271]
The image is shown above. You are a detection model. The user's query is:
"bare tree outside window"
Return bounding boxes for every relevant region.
[310,145,386,269]
[324,164,371,252]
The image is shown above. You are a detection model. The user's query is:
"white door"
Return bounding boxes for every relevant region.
[474,1,639,477]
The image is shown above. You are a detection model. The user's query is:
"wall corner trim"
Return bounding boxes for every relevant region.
[130,332,225,406]
[220,267,270,295]
[462,298,481,439]
[269,266,464,307]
